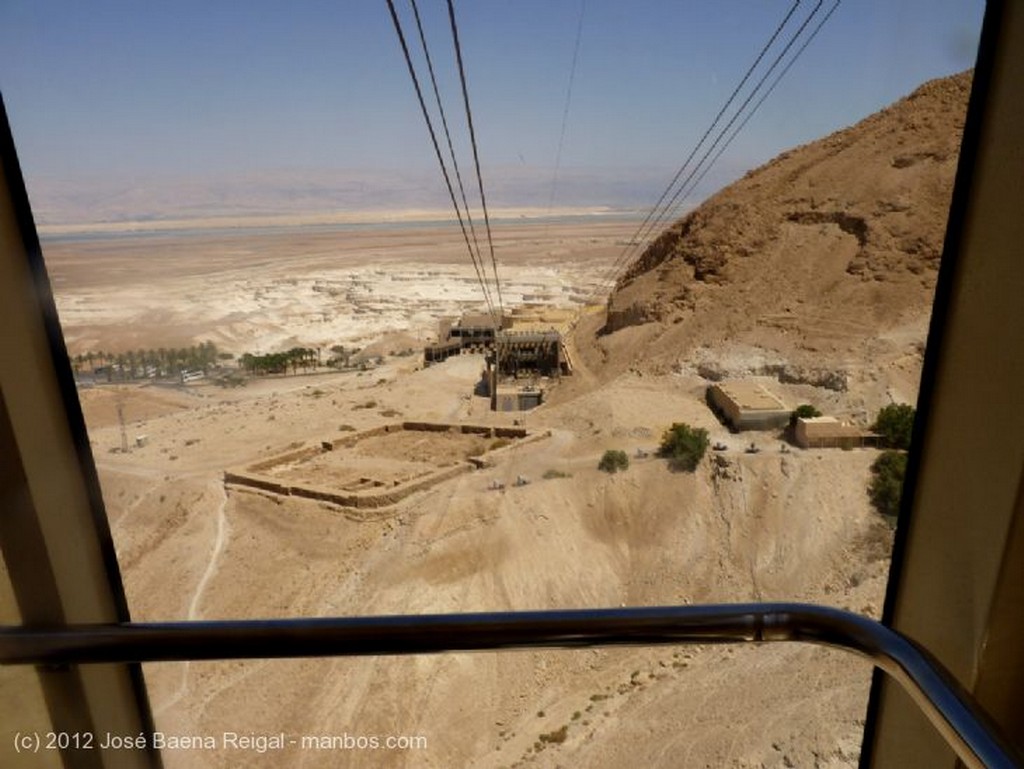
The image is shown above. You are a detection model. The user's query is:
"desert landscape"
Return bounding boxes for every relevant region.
[45,215,631,358]
[31,70,971,768]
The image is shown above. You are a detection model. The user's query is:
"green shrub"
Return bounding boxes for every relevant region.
[873,403,916,450]
[790,403,822,426]
[538,725,568,744]
[542,469,572,480]
[869,450,908,519]
[657,423,710,472]
[598,449,629,474]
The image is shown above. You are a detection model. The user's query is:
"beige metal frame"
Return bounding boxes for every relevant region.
[0,97,159,769]
[0,2,1021,768]
[862,1,1024,766]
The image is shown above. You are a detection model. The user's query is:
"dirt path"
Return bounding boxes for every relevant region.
[153,481,229,718]
[187,482,229,620]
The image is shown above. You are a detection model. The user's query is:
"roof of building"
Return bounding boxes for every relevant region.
[458,313,499,329]
[496,330,562,344]
[714,381,789,412]
[495,385,543,396]
[797,416,877,438]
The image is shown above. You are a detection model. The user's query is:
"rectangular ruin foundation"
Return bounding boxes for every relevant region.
[224,421,545,510]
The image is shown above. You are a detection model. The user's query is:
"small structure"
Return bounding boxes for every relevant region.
[794,416,880,449]
[494,384,543,412]
[424,312,572,411]
[423,338,461,365]
[706,381,790,432]
[424,313,506,365]
[490,330,568,379]
[486,330,571,411]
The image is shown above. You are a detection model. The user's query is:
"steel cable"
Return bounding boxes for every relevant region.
[385,0,497,321]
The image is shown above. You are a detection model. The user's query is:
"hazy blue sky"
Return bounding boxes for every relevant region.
[0,1,985,219]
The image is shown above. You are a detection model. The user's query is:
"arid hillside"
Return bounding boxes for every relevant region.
[580,71,971,388]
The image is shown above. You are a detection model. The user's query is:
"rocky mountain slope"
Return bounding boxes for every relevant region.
[583,71,971,388]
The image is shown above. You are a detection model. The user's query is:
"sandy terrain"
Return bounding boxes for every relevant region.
[43,219,632,356]
[37,211,901,769]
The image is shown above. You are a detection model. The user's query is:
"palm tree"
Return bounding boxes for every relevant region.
[201,340,217,369]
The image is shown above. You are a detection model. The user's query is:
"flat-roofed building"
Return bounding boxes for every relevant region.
[794,416,880,449]
[706,380,790,431]
[494,384,544,412]
[449,313,502,341]
[423,313,505,365]
[492,330,566,378]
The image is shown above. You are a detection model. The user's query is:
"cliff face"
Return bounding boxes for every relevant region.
[599,71,972,365]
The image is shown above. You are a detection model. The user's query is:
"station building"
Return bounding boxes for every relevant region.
[794,416,880,449]
[706,380,791,431]
[424,313,506,365]
[423,312,572,411]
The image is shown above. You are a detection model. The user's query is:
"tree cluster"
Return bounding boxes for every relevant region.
[869,449,907,520]
[790,403,822,426]
[71,341,219,381]
[327,344,355,368]
[239,347,320,376]
[873,403,916,450]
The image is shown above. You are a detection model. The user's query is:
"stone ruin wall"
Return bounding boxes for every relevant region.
[224,422,541,511]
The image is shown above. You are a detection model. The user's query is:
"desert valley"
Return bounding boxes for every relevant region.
[30,70,971,768]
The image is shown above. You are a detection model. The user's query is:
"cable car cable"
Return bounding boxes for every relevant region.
[384,0,497,320]
[633,0,828,266]
[447,0,505,320]
[546,0,587,221]
[593,0,806,298]
[408,0,494,314]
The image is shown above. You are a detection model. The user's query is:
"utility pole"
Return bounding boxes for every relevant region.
[117,398,128,453]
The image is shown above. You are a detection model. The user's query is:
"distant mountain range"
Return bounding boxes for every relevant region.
[23,164,749,228]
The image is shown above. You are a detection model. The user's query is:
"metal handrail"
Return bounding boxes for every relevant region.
[1,603,1019,769]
